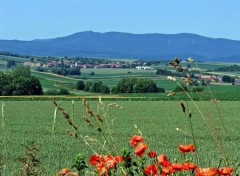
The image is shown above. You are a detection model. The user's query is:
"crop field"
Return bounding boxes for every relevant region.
[180,62,237,71]
[72,68,156,78]
[0,100,240,175]
[0,60,8,71]
[0,55,28,62]
[154,61,237,71]
[206,71,240,77]
[31,69,176,92]
[31,71,79,83]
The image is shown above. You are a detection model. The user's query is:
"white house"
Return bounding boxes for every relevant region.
[235,78,240,84]
[135,66,155,70]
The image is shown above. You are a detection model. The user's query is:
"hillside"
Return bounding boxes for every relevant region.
[1,31,240,62]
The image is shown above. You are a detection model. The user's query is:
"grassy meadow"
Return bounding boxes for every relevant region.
[0,100,240,175]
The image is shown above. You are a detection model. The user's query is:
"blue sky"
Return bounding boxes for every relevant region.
[0,0,239,40]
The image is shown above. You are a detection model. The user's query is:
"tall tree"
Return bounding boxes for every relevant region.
[12,66,31,78]
[6,60,16,69]
[76,80,85,90]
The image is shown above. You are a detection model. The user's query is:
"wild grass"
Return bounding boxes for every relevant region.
[0,100,239,175]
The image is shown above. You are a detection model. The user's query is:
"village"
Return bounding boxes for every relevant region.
[23,57,159,69]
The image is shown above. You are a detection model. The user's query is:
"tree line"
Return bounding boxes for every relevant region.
[212,64,240,72]
[50,67,81,76]
[156,68,186,77]
[75,77,165,94]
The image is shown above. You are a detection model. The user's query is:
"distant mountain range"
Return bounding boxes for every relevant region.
[0,31,240,62]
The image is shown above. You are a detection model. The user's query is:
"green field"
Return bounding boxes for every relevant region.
[0,55,28,72]
[0,100,239,175]
[0,58,239,99]
[154,61,238,71]
[30,61,239,92]
[0,55,29,62]
[205,71,240,77]
[31,69,172,93]
[31,68,240,100]
[70,68,156,78]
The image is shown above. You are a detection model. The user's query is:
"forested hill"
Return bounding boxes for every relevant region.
[0,31,240,62]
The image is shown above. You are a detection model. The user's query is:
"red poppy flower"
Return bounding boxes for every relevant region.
[159,174,167,176]
[115,155,124,162]
[171,163,183,171]
[179,144,195,154]
[134,143,148,157]
[57,168,70,175]
[130,135,144,146]
[96,162,107,176]
[101,155,117,169]
[144,164,158,176]
[157,154,170,167]
[101,155,114,163]
[183,162,197,170]
[148,151,157,158]
[218,167,234,175]
[161,166,175,174]
[196,168,218,176]
[70,173,78,176]
[89,154,101,165]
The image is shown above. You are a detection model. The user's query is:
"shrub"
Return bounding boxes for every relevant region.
[133,79,158,93]
[44,89,59,95]
[222,75,235,83]
[83,82,93,92]
[173,85,188,92]
[191,87,204,92]
[35,67,46,72]
[157,87,165,93]
[101,85,110,94]
[83,81,110,94]
[58,88,70,95]
[89,81,103,93]
[76,80,85,90]
[68,67,81,75]
[89,71,95,76]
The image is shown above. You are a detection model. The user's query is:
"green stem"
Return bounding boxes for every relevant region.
[188,117,201,167]
[1,103,6,173]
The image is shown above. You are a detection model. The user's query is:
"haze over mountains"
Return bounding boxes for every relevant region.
[0,31,240,62]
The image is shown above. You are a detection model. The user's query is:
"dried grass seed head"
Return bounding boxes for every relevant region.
[180,102,186,113]
[167,76,176,82]
[186,57,195,63]
[167,92,175,97]
[173,57,180,64]
[96,113,103,123]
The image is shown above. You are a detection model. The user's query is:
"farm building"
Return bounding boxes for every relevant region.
[23,62,41,67]
[135,66,155,70]
[235,78,240,84]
